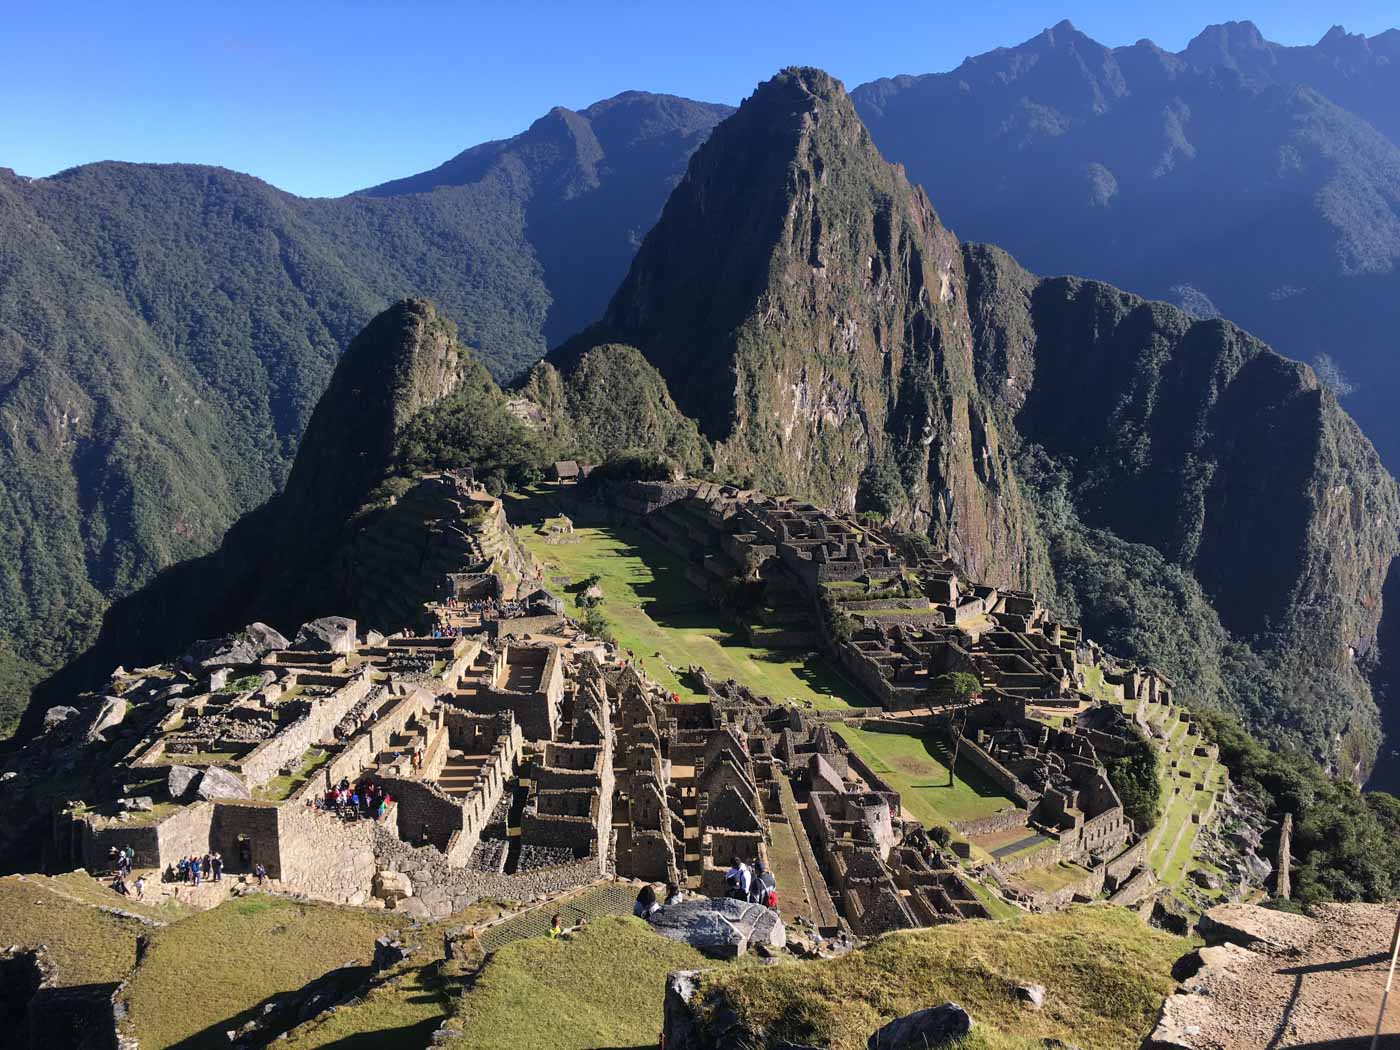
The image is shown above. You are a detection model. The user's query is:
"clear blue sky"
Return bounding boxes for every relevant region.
[2,0,1396,197]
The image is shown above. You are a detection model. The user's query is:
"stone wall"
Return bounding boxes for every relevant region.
[381,776,465,854]
[157,801,217,867]
[952,807,1029,839]
[1104,836,1148,887]
[81,821,162,872]
[237,670,372,786]
[275,802,377,904]
[956,735,1036,804]
[210,803,282,876]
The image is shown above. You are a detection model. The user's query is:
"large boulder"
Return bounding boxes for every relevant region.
[184,635,261,673]
[195,766,251,801]
[244,622,291,653]
[294,616,357,654]
[868,1003,972,1049]
[649,897,785,959]
[43,706,79,731]
[86,696,129,741]
[167,765,201,800]
[372,870,413,903]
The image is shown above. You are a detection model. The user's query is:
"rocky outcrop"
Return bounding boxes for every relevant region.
[648,898,785,959]
[166,766,200,800]
[1150,902,1398,1049]
[294,617,357,655]
[195,767,250,801]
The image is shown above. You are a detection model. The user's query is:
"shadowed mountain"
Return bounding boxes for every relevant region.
[850,20,1400,476]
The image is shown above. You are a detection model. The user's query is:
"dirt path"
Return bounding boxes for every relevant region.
[1150,901,1399,1048]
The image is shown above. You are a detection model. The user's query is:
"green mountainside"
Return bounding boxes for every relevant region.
[0,93,729,732]
[557,68,1400,779]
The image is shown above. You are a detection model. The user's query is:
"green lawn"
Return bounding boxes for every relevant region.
[510,503,863,710]
[833,724,1018,828]
[1010,862,1093,894]
[0,873,158,987]
[444,916,730,1050]
[697,906,1185,1050]
[122,895,401,1049]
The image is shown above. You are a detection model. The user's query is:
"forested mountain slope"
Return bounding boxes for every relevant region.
[850,21,1400,474]
[0,93,728,731]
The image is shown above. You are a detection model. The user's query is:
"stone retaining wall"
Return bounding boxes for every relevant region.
[237,670,373,786]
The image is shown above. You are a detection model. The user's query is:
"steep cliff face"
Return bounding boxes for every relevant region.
[560,67,1045,588]
[963,243,1400,774]
[557,68,1399,776]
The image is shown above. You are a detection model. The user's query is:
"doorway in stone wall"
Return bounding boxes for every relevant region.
[237,834,252,871]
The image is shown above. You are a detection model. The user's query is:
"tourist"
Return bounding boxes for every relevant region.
[633,883,660,920]
[723,860,751,901]
[192,858,202,887]
[110,875,130,897]
[749,860,777,909]
[175,857,188,883]
[254,862,268,886]
[133,875,146,900]
[663,881,684,906]
[547,914,563,939]
[211,852,223,882]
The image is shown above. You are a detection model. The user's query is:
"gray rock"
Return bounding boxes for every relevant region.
[373,870,413,903]
[397,897,431,921]
[868,1003,972,1049]
[86,697,129,741]
[295,616,357,654]
[372,934,414,972]
[363,629,387,648]
[1191,870,1222,892]
[44,706,79,731]
[195,765,250,801]
[649,897,785,959]
[119,796,154,812]
[1243,849,1273,882]
[208,668,231,692]
[1014,983,1045,1010]
[167,765,201,800]
[185,635,261,673]
[245,622,291,653]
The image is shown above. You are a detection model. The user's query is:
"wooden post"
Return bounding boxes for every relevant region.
[1374,906,1400,1050]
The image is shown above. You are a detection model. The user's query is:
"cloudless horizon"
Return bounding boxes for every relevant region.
[3,0,1397,198]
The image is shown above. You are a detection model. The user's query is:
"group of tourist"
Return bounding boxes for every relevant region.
[316,776,392,822]
[632,880,687,920]
[170,851,223,885]
[723,859,779,909]
[107,845,144,899]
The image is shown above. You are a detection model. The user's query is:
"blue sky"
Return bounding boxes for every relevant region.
[2,1,1396,197]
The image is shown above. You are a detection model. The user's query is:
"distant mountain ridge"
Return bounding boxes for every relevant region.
[0,92,728,730]
[851,20,1400,477]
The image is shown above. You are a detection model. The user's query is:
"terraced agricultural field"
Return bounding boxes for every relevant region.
[832,724,1018,830]
[507,490,864,710]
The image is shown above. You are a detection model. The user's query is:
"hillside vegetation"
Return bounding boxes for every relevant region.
[0,93,728,733]
[692,907,1184,1050]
